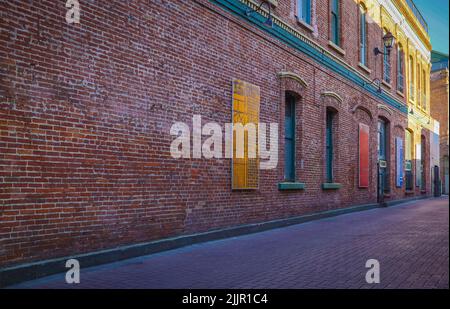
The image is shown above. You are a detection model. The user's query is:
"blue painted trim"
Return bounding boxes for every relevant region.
[210,0,408,114]
[278,182,306,190]
[322,183,342,190]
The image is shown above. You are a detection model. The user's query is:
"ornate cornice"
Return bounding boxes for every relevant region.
[391,0,431,51]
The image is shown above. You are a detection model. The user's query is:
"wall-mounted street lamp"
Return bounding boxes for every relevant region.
[245,0,274,28]
[364,32,396,94]
[374,32,395,56]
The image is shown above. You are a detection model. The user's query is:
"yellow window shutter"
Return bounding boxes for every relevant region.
[232,80,260,190]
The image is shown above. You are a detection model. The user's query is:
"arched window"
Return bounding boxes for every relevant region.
[383,29,391,84]
[397,44,404,93]
[330,0,340,46]
[359,4,367,66]
[297,0,311,24]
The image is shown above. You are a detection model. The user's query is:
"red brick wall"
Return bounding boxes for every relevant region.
[0,0,429,268]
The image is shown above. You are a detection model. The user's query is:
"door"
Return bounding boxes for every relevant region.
[377,120,387,203]
[433,165,441,197]
[420,138,426,191]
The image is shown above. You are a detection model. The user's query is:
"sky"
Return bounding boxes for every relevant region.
[413,0,449,54]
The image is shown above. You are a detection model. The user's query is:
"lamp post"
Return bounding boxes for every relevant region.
[374,31,395,56]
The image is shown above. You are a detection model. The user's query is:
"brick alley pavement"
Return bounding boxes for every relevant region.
[10,197,449,289]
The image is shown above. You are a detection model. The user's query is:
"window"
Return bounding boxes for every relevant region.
[297,0,311,24]
[359,4,367,66]
[395,137,404,188]
[325,109,335,182]
[409,55,415,101]
[397,45,404,92]
[417,63,421,107]
[284,93,296,181]
[383,30,391,84]
[415,142,422,187]
[422,69,427,110]
[330,0,340,45]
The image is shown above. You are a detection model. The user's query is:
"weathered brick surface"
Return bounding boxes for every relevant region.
[0,0,432,268]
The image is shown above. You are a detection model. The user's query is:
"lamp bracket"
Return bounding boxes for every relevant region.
[245,0,273,27]
[374,47,391,56]
[364,78,383,94]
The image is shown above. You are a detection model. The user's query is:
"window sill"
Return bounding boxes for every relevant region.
[396,90,405,97]
[381,80,392,89]
[383,193,391,198]
[421,190,427,194]
[278,182,306,190]
[405,190,415,195]
[322,183,342,190]
[328,41,346,56]
[358,63,371,74]
[296,18,314,33]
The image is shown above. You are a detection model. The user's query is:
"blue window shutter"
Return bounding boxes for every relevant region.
[284,96,296,181]
[360,7,366,65]
[396,137,404,187]
[298,0,311,24]
[331,0,340,45]
[384,50,391,83]
[305,0,311,24]
[326,111,334,182]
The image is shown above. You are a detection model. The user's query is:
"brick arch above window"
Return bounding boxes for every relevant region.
[377,104,394,122]
[377,104,393,115]
[394,124,405,131]
[350,101,374,121]
[278,71,308,87]
[321,91,343,109]
[321,91,343,103]
[278,71,308,98]
[378,114,391,125]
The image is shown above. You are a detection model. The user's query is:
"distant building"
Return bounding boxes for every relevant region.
[430,51,449,194]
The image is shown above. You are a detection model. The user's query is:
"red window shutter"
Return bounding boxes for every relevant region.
[359,123,370,188]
